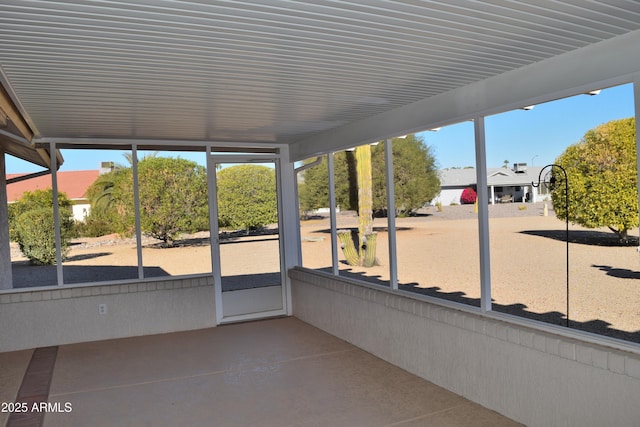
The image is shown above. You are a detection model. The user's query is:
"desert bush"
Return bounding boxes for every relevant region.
[74,216,114,238]
[15,208,70,264]
[8,189,73,242]
[9,189,74,264]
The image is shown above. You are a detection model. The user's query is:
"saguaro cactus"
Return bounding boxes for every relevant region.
[338,144,378,267]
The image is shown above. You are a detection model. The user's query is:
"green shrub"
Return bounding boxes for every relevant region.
[217,165,278,231]
[106,157,209,246]
[15,208,70,265]
[74,217,114,238]
[9,189,74,242]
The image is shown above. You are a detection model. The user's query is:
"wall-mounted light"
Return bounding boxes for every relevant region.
[586,90,601,96]
[522,105,535,111]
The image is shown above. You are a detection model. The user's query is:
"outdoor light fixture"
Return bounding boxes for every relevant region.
[522,105,535,110]
[586,90,601,96]
[532,164,570,327]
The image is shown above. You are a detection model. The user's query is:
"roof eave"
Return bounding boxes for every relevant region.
[1,68,63,170]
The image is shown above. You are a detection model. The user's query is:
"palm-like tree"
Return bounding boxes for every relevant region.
[87,152,158,216]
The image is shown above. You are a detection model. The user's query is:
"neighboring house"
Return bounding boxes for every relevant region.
[434,163,549,205]
[7,170,100,221]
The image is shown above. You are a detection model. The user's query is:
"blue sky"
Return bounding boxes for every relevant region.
[4,83,635,174]
[418,83,635,169]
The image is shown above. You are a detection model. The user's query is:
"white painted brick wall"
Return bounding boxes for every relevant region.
[290,267,640,427]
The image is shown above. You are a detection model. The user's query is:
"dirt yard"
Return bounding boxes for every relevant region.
[300,202,640,342]
[11,202,640,343]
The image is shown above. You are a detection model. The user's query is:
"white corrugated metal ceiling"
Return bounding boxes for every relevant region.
[1,0,639,152]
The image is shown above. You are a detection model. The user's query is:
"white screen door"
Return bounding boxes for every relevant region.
[207,153,287,324]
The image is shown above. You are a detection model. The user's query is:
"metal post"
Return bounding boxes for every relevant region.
[328,153,339,275]
[384,138,398,289]
[0,149,13,289]
[474,117,492,312]
[50,142,64,286]
[132,145,144,279]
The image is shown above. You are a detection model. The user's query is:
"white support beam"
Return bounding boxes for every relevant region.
[474,118,492,312]
[206,146,223,324]
[132,145,144,280]
[0,149,12,289]
[36,137,287,152]
[328,153,339,275]
[384,139,398,290]
[291,30,640,161]
[278,145,298,316]
[50,142,63,286]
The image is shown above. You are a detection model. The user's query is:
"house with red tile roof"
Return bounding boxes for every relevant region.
[7,170,100,221]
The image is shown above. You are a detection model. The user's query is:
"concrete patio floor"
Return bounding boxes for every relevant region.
[1,317,521,427]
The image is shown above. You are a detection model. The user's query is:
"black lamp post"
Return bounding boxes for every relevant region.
[532,164,570,327]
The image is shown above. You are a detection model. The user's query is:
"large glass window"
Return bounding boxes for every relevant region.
[485,84,639,342]
[60,149,140,284]
[6,154,59,287]
[395,126,481,306]
[7,147,215,288]
[297,156,333,273]
[137,150,211,278]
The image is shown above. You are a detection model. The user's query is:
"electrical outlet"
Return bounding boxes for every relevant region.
[99,303,107,315]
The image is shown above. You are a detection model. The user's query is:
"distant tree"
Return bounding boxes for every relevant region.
[298,151,356,214]
[216,164,278,232]
[372,136,440,216]
[299,134,440,216]
[503,160,510,169]
[8,189,74,264]
[554,117,637,240]
[298,158,329,215]
[110,157,209,246]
